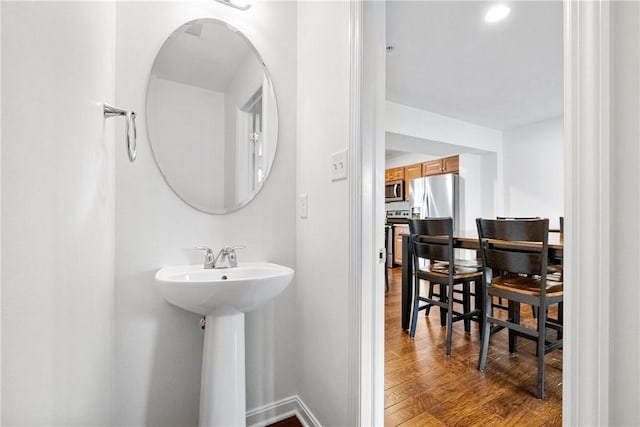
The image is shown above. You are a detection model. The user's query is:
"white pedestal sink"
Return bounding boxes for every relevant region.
[155,262,294,427]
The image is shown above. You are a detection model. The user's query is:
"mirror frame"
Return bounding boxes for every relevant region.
[145,18,280,214]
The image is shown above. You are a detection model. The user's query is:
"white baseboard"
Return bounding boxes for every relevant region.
[246,395,320,427]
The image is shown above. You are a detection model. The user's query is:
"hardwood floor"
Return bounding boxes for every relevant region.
[385,268,562,426]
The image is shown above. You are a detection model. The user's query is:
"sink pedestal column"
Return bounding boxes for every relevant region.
[199,311,245,427]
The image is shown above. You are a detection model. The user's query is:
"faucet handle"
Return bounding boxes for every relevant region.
[219,245,245,254]
[220,245,244,267]
[194,246,215,268]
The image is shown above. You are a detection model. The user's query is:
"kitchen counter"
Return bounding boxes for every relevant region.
[386,218,409,225]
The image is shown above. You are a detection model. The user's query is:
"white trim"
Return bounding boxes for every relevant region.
[564,0,610,424]
[347,0,385,425]
[347,0,364,425]
[361,1,386,425]
[0,0,3,419]
[245,395,320,427]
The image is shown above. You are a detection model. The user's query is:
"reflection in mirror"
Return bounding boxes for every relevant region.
[146,18,278,213]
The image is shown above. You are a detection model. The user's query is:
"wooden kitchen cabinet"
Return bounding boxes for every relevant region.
[422,159,444,176]
[442,155,459,174]
[422,155,460,176]
[385,167,405,182]
[404,163,422,200]
[393,224,410,265]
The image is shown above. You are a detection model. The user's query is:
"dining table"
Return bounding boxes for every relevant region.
[400,229,564,330]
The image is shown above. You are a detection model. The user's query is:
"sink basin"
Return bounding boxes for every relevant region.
[155,262,294,315]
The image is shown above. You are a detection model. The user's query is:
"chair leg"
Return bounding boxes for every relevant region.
[478,288,492,371]
[385,266,389,292]
[557,301,563,340]
[409,274,421,339]
[508,300,520,354]
[425,281,434,315]
[439,284,447,327]
[445,280,455,356]
[463,282,471,334]
[474,281,484,338]
[537,301,547,399]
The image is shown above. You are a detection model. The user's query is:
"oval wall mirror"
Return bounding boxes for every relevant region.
[146,18,279,214]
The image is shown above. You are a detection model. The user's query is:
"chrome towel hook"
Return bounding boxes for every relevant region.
[104,103,137,162]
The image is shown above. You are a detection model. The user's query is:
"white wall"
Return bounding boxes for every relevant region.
[297,1,351,425]
[147,77,226,209]
[502,116,564,227]
[385,152,434,169]
[386,101,503,153]
[458,153,483,231]
[611,1,640,424]
[2,2,115,424]
[114,2,297,425]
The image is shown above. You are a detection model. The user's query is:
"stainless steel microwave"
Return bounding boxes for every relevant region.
[385,180,404,202]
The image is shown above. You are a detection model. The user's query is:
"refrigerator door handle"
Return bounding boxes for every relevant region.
[425,195,429,218]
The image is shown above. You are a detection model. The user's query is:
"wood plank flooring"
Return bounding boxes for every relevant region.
[385,268,562,426]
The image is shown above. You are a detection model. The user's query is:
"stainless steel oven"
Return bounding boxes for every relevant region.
[385,180,404,202]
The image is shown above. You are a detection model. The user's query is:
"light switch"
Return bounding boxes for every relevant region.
[331,149,348,181]
[299,193,308,218]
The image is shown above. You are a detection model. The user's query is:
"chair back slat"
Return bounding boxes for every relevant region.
[413,240,451,262]
[496,216,540,220]
[409,218,453,264]
[476,218,549,277]
[478,218,547,242]
[483,247,545,276]
[409,217,452,236]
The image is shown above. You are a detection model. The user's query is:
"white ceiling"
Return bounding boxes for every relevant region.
[153,20,253,92]
[386,0,563,130]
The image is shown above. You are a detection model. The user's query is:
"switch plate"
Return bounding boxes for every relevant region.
[299,193,308,218]
[331,149,348,181]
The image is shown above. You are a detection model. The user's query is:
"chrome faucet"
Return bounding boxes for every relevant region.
[196,246,245,269]
[195,246,216,269]
[214,246,245,268]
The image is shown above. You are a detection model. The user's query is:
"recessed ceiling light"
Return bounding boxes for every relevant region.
[485,5,510,23]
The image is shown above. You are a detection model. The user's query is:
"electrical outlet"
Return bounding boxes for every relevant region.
[331,149,348,181]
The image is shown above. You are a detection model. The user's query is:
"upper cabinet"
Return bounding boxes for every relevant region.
[442,155,459,174]
[404,163,422,199]
[422,155,459,176]
[385,167,405,182]
[422,159,444,176]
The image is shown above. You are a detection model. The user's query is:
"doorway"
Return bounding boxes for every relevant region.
[349,0,619,424]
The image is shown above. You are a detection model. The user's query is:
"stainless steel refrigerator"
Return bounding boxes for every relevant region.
[408,174,460,231]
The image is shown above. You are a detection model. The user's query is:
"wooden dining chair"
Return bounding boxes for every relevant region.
[408,218,483,356]
[495,217,542,316]
[476,218,563,399]
[547,217,564,281]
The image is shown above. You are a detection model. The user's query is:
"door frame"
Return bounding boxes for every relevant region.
[349,0,612,424]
